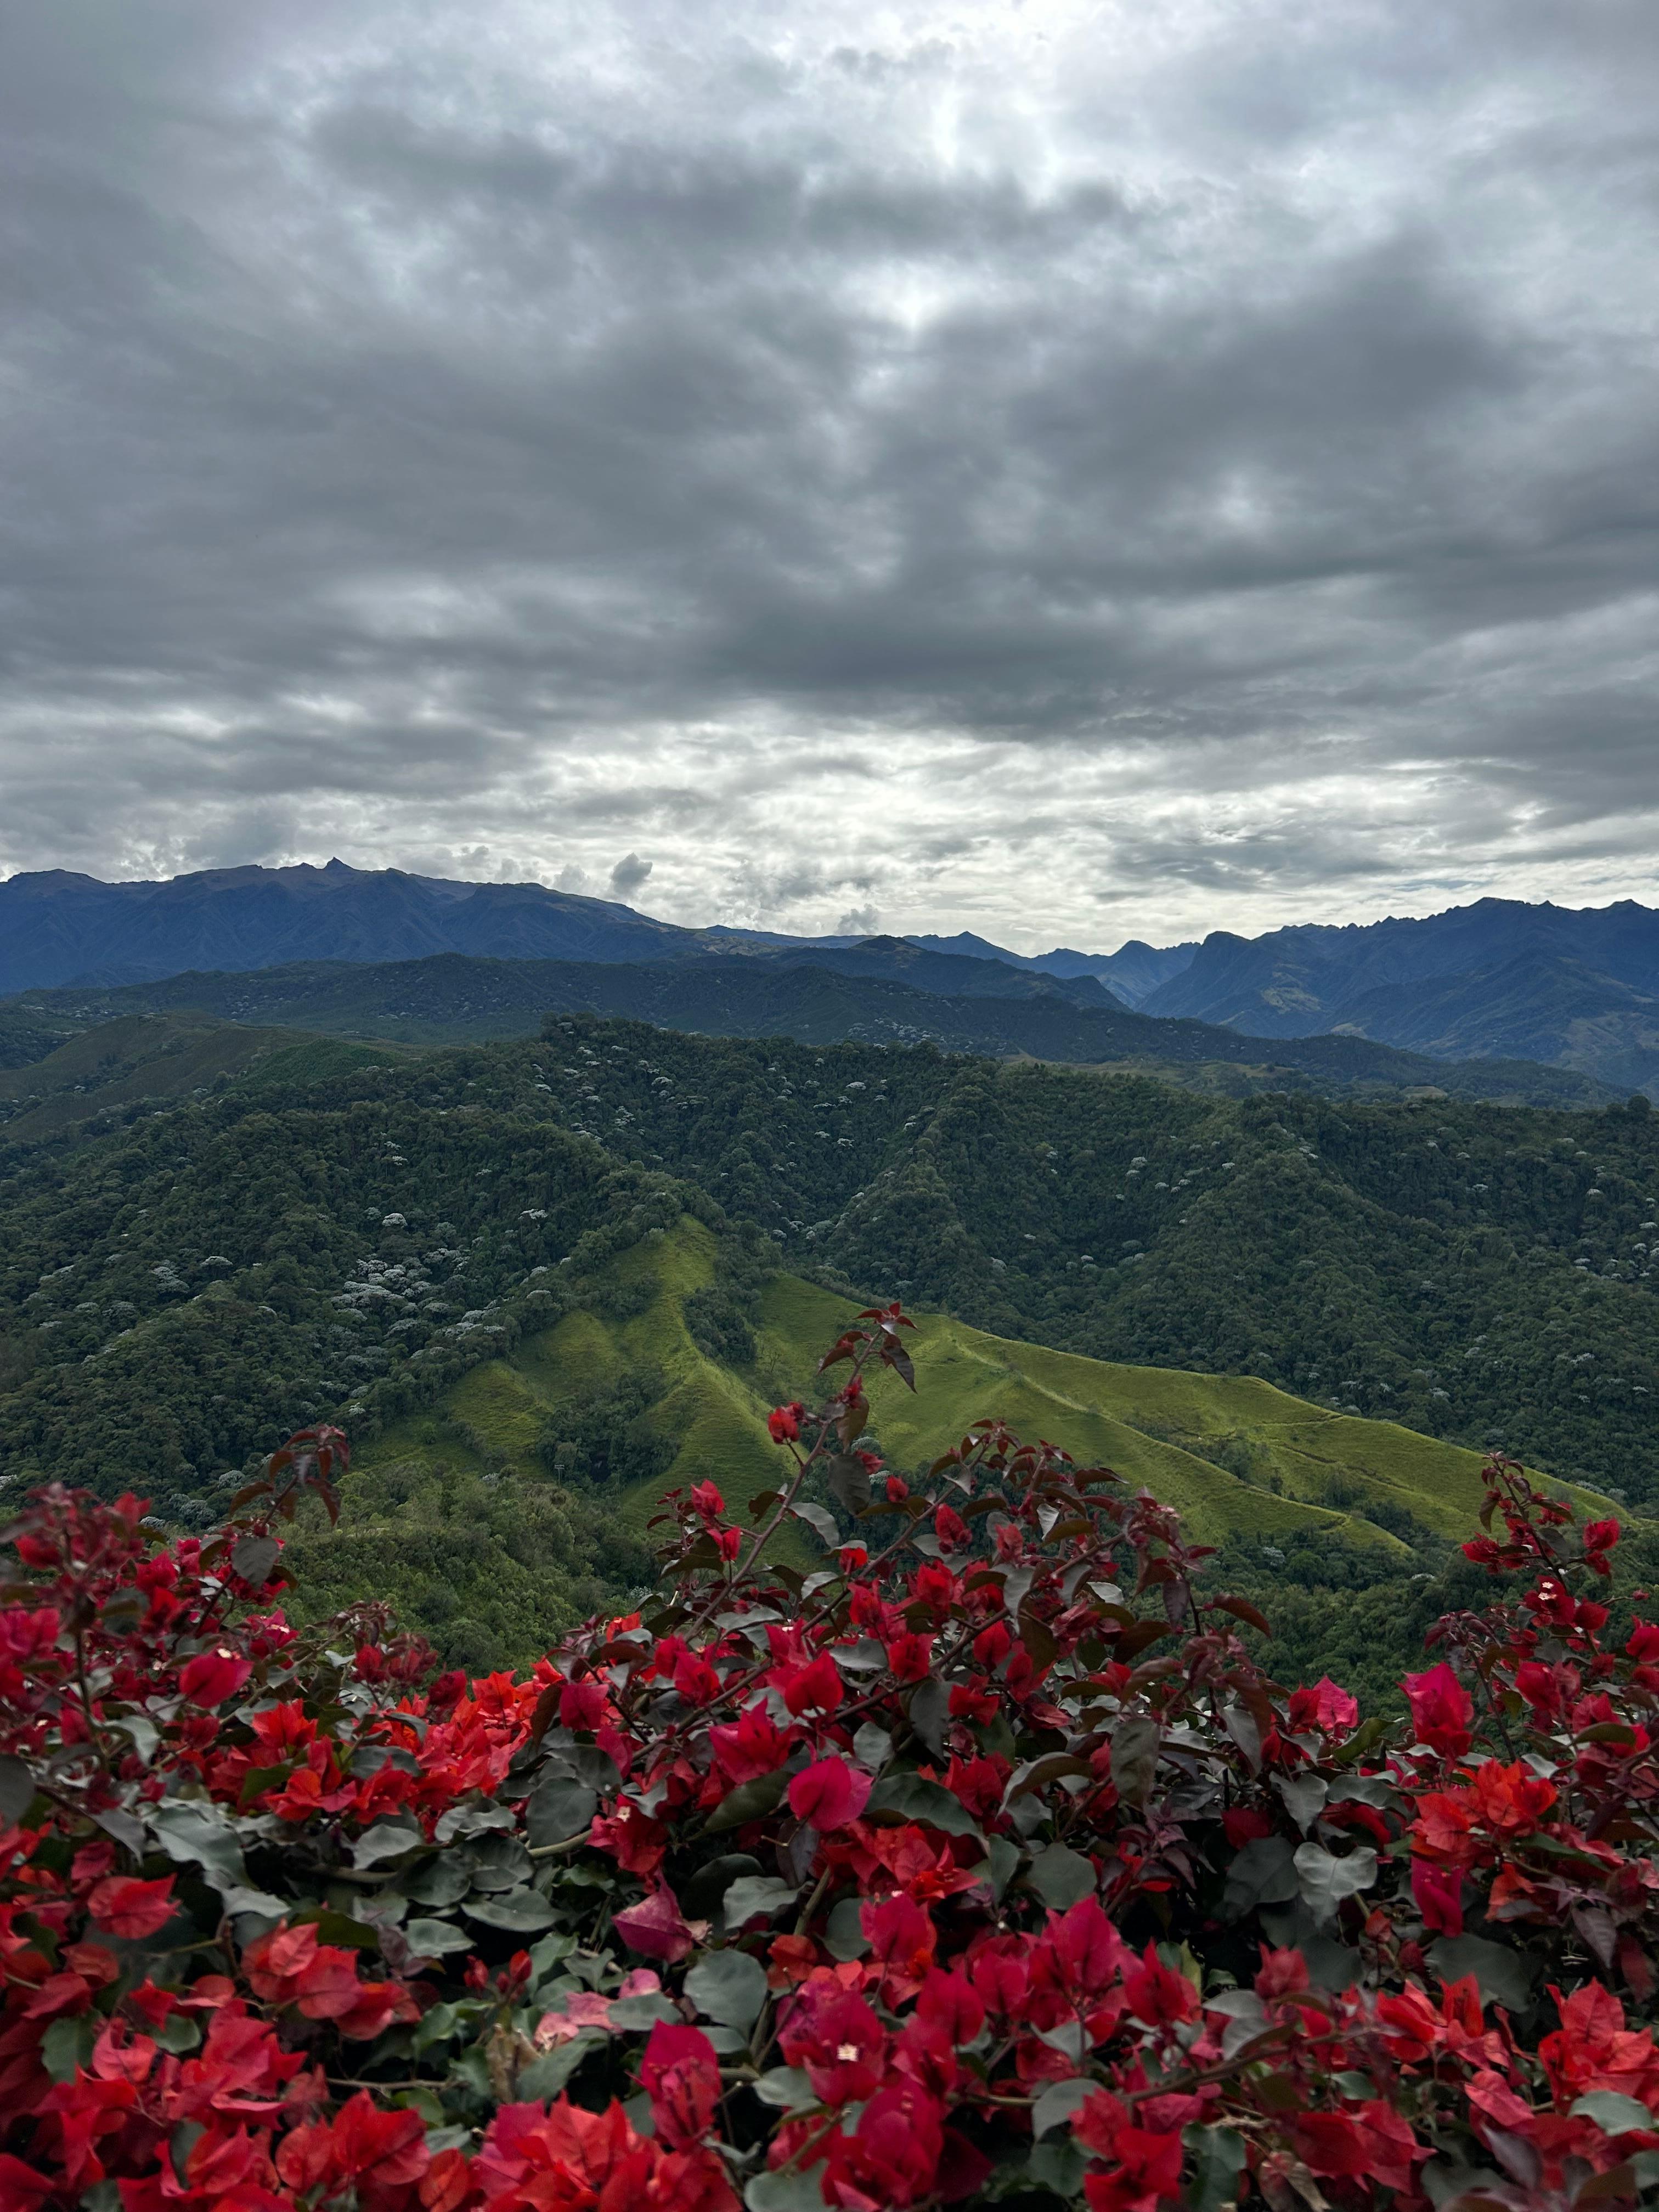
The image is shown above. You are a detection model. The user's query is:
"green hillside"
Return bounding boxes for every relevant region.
[295,1214,1632,1697]
[351,1214,1547,1553]
[0,1011,413,1145]
[3,1014,1656,1517]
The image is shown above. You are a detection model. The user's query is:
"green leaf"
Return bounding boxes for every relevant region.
[825,1897,870,1961]
[866,1771,982,1840]
[1110,1716,1161,1807]
[608,1993,683,2029]
[41,2014,97,2084]
[789,1502,841,1548]
[685,1948,769,2030]
[1032,2078,1094,2137]
[403,1917,476,1957]
[527,1929,578,1983]
[465,1887,558,1932]
[1028,1843,1096,1911]
[0,1756,37,1825]
[852,1722,891,1772]
[231,1533,281,1585]
[722,1876,798,1929]
[1333,1715,1389,1767]
[1274,1773,1328,1834]
[1429,1933,1534,2014]
[1028,2138,1088,2197]
[746,2171,829,2212]
[1184,2125,1248,2211]
[150,1801,249,1888]
[1571,2092,1658,2135]
[435,1799,518,1845]
[707,1770,791,1833]
[684,1854,763,1920]
[826,1453,872,1516]
[1293,1842,1377,1925]
[351,1818,426,1871]
[412,2002,465,2056]
[1220,1836,1299,1923]
[464,1833,535,1891]
[151,2011,201,2056]
[526,1778,597,1849]
[404,1855,471,1908]
[908,1678,949,1760]
[752,2066,817,2111]
[980,1834,1020,1904]
[290,1906,381,1948]
[516,2033,602,2102]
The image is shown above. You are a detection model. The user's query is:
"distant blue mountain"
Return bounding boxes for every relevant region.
[0,861,707,994]
[1138,898,1659,1095]
[0,861,1174,1004]
[903,932,1198,1007]
[3,866,1655,1093]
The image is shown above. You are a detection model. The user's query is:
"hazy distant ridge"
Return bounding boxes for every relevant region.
[5,865,1659,1092]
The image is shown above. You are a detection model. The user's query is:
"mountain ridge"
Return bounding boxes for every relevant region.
[6,864,1659,1091]
[0,951,1616,1111]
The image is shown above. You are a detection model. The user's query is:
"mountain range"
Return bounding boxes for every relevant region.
[3,864,1658,1093]
[0,950,1612,1112]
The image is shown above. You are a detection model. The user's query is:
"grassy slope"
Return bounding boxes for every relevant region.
[755,1276,1537,1556]
[347,1217,1591,1570]
[355,1218,780,1545]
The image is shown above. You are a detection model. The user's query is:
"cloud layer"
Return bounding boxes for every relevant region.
[2,0,1656,948]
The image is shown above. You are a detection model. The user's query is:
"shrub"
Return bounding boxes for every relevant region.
[3,1313,1659,2208]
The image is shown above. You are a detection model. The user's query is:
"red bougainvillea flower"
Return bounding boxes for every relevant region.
[275,2091,430,2206]
[1123,1941,1200,2030]
[640,2021,723,2150]
[788,1756,872,1832]
[1468,1758,1558,1837]
[612,1884,697,1963]
[1411,1858,1465,1938]
[559,1677,608,1731]
[1583,1518,1622,1574]
[780,1649,842,1716]
[780,1988,889,2105]
[177,1646,252,1706]
[767,1403,804,1443]
[933,1504,969,1553]
[1074,2091,1184,2212]
[472,2095,658,2207]
[1288,1675,1360,1735]
[85,1875,176,1939]
[588,1799,668,1877]
[1404,1663,1474,1759]
[884,1630,933,1683]
[825,2081,946,2209]
[709,1702,795,1786]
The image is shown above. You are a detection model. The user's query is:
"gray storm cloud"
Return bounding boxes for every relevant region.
[0,0,1655,949]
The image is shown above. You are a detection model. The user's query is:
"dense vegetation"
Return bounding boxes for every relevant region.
[1,1020,1655,1536]
[7,1312,1659,2209]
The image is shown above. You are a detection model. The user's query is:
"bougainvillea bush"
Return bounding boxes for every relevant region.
[5,1304,1659,2212]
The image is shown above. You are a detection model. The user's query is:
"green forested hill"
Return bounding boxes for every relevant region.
[277,1215,1639,1703]
[0,1012,406,1143]
[0,1013,1654,1541]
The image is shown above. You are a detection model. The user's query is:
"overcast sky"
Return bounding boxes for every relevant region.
[2,1,1655,951]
